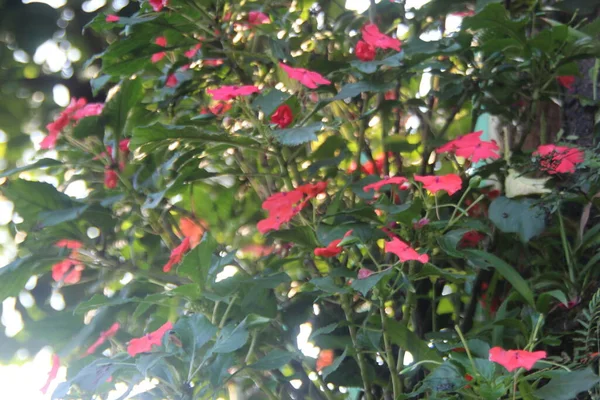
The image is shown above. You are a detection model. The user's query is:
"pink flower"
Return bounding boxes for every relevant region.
[384,237,429,263]
[534,144,584,174]
[127,322,173,357]
[72,103,104,120]
[557,76,575,90]
[165,74,178,87]
[361,24,401,51]
[163,237,192,272]
[86,323,120,355]
[151,36,167,63]
[355,40,376,61]
[41,98,92,149]
[204,59,224,67]
[363,176,409,192]
[207,85,260,101]
[413,218,430,229]
[358,268,374,279]
[40,354,60,394]
[106,14,120,22]
[436,131,500,163]
[248,11,270,25]
[489,347,546,372]
[451,11,475,17]
[148,0,167,12]
[414,174,462,196]
[270,104,294,128]
[279,63,331,89]
[185,44,202,58]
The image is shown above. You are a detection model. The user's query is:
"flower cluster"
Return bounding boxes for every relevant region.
[41,98,104,149]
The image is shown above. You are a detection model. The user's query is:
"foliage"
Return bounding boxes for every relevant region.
[2,0,600,399]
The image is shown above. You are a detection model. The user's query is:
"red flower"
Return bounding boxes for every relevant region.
[355,40,376,61]
[451,11,475,17]
[52,259,83,284]
[165,74,178,87]
[163,237,192,272]
[436,131,500,163]
[148,0,167,12]
[557,75,575,90]
[465,373,473,381]
[55,239,83,249]
[314,239,343,257]
[119,138,130,153]
[127,322,173,357]
[316,349,335,371]
[489,347,546,372]
[534,144,584,174]
[208,102,232,115]
[358,268,375,279]
[40,354,60,394]
[270,104,294,128]
[207,85,260,101]
[314,230,352,258]
[179,217,205,247]
[104,168,118,189]
[363,176,409,193]
[297,181,328,198]
[414,174,462,196]
[385,237,429,263]
[248,11,270,25]
[280,63,331,89]
[361,24,402,51]
[106,14,120,22]
[86,323,120,355]
[185,43,202,59]
[258,183,326,234]
[151,36,167,63]
[384,90,397,100]
[459,231,485,248]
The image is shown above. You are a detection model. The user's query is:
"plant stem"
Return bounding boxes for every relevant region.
[380,303,401,398]
[455,325,478,378]
[219,294,238,329]
[341,295,374,400]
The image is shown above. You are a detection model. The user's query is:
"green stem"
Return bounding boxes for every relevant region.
[558,209,576,283]
[455,325,477,378]
[219,294,238,329]
[342,295,374,400]
[380,303,401,398]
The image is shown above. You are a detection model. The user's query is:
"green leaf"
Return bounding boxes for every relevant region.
[0,257,45,303]
[535,368,600,400]
[0,179,77,231]
[309,323,338,341]
[271,123,324,146]
[178,233,217,288]
[71,115,105,139]
[132,123,259,149]
[437,229,471,258]
[350,52,404,74]
[39,205,89,228]
[536,290,569,313]
[388,319,442,366]
[212,322,249,353]
[488,196,546,242]
[351,269,392,296]
[209,353,235,388]
[310,276,351,294]
[174,314,217,352]
[333,82,396,101]
[252,89,290,117]
[267,226,319,248]
[0,158,62,178]
[321,348,347,380]
[74,294,133,315]
[104,78,143,136]
[463,249,536,308]
[250,350,296,370]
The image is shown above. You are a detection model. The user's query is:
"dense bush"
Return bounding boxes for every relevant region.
[2,0,600,399]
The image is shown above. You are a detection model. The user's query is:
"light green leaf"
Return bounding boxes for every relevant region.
[178,233,217,289]
[132,123,259,149]
[0,158,62,178]
[212,322,249,353]
[272,123,324,146]
[488,196,546,242]
[535,368,600,400]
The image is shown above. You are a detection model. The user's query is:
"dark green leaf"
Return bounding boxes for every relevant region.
[212,322,249,353]
[388,319,442,366]
[321,348,347,380]
[178,233,217,288]
[250,350,296,370]
[351,269,393,296]
[333,82,396,101]
[463,250,535,307]
[132,123,259,149]
[0,158,62,178]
